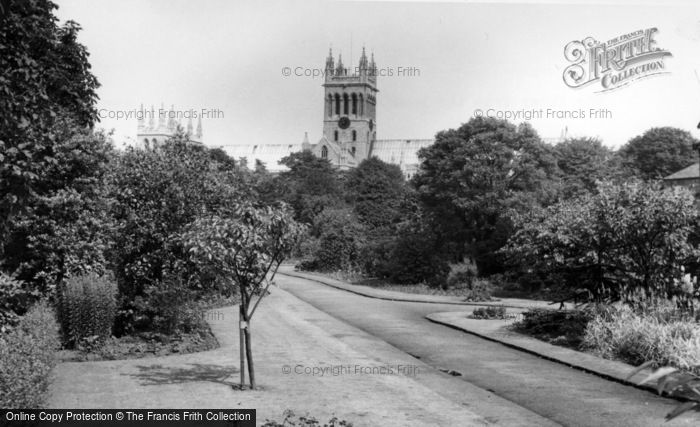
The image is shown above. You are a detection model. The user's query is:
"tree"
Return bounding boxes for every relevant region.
[0,0,99,241]
[106,131,251,332]
[553,137,619,197]
[413,117,559,274]
[345,157,408,230]
[180,203,304,389]
[277,151,345,224]
[502,181,699,302]
[618,127,699,180]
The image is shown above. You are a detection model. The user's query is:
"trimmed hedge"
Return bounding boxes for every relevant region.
[0,300,60,408]
[57,273,117,347]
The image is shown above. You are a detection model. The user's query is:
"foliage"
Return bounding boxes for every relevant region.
[502,181,699,302]
[414,117,559,274]
[263,410,352,427]
[630,364,700,421]
[553,137,619,197]
[56,272,117,348]
[181,202,305,389]
[106,134,250,333]
[0,272,40,333]
[583,304,700,371]
[618,127,699,181]
[0,300,60,408]
[471,306,506,319]
[299,209,366,272]
[2,130,114,296]
[514,308,593,347]
[446,261,478,288]
[375,222,449,287]
[345,157,408,230]
[0,0,99,239]
[277,151,345,224]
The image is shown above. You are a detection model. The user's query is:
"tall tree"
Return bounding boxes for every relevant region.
[413,117,558,274]
[0,0,99,241]
[618,127,699,180]
[277,150,345,224]
[554,137,618,197]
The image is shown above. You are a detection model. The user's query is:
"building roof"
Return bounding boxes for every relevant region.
[664,163,699,181]
[225,143,304,171]
[371,139,434,166]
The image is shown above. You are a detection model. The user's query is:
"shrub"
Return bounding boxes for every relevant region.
[0,272,39,333]
[472,306,506,319]
[515,308,593,347]
[461,278,494,302]
[304,209,366,272]
[446,261,477,288]
[582,304,700,373]
[0,300,60,408]
[57,272,117,348]
[379,229,449,287]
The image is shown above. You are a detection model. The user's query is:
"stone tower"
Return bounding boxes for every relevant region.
[322,47,378,162]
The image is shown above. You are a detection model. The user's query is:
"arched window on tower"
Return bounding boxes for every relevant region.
[359,94,364,116]
[343,93,349,115]
[334,130,338,141]
[352,130,356,141]
[351,146,356,157]
[321,145,328,159]
[335,94,340,115]
[351,93,357,115]
[327,94,333,117]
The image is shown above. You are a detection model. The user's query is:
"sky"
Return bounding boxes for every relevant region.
[54,0,700,152]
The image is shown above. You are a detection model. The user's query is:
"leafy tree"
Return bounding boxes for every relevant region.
[106,132,251,332]
[299,208,366,272]
[553,137,618,197]
[345,157,408,230]
[618,127,699,180]
[2,130,114,297]
[414,117,559,274]
[0,0,99,241]
[181,203,304,389]
[277,150,345,224]
[502,181,699,302]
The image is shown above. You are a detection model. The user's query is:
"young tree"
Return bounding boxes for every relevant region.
[181,203,304,389]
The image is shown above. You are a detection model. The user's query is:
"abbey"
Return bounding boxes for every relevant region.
[227,48,434,179]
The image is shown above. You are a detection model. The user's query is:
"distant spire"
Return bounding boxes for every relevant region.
[196,116,202,139]
[359,46,369,73]
[336,53,344,76]
[325,47,335,74]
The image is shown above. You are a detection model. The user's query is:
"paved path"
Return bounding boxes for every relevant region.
[277,271,700,427]
[48,287,544,426]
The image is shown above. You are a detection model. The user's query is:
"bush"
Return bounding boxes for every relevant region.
[446,261,477,288]
[515,308,593,347]
[379,229,449,287]
[303,209,366,272]
[472,306,506,319]
[0,300,60,408]
[57,273,117,348]
[582,304,700,373]
[0,272,38,333]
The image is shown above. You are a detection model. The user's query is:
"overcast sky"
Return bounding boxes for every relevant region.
[55,0,700,151]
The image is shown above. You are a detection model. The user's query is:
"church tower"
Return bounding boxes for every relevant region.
[321,47,378,163]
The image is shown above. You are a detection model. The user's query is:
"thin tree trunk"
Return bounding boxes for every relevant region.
[244,324,255,389]
[239,304,246,388]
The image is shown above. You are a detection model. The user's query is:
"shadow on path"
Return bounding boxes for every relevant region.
[127,363,238,387]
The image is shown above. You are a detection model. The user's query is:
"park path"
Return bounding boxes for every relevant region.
[276,271,700,427]
[48,285,549,426]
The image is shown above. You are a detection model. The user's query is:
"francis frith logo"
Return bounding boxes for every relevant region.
[563,28,672,92]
